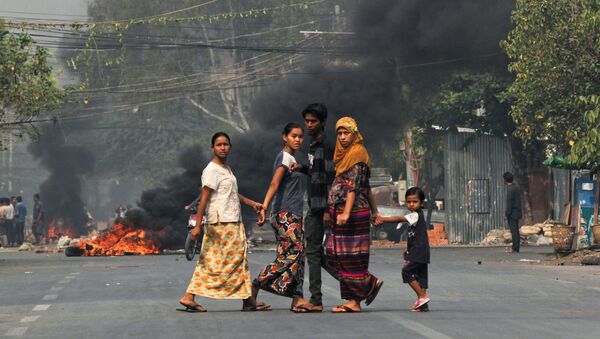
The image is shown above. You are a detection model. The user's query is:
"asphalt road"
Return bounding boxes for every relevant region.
[1,247,599,339]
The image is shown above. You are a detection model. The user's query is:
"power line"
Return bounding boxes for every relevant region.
[2,0,326,28]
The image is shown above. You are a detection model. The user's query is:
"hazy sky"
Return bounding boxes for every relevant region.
[1,0,88,19]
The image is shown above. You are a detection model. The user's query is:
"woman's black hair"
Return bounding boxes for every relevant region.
[301,103,328,124]
[405,186,425,202]
[211,132,231,147]
[282,122,303,136]
[503,171,514,183]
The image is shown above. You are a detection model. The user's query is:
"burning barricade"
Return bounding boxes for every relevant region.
[66,223,161,256]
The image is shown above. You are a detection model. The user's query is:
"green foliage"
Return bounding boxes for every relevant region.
[424,73,513,136]
[503,0,600,162]
[0,20,65,147]
[413,72,512,171]
[567,95,600,170]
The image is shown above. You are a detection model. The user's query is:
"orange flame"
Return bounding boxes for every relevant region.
[48,218,76,238]
[78,223,160,256]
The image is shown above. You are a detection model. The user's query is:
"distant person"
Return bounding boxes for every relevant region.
[32,193,44,244]
[504,172,523,253]
[84,206,95,234]
[114,205,126,224]
[179,132,268,313]
[291,103,338,312]
[5,196,16,246]
[327,117,383,313]
[377,187,431,312]
[254,123,309,313]
[15,196,27,246]
[0,198,9,247]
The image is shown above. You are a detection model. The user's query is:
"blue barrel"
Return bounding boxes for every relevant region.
[576,178,595,208]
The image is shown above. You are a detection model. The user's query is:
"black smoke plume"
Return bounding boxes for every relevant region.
[124,145,208,248]
[28,123,95,235]
[125,0,515,247]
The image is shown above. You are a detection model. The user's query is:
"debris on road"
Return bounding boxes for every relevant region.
[544,248,600,266]
[18,242,34,251]
[481,229,512,245]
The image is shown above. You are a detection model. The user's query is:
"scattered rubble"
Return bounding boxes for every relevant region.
[481,229,512,246]
[520,225,542,236]
[535,235,552,246]
[18,242,34,251]
[57,236,72,248]
[544,248,600,266]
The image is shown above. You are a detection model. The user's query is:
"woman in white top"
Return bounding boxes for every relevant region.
[179,132,270,312]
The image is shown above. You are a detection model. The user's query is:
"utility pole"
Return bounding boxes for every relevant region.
[8,134,13,193]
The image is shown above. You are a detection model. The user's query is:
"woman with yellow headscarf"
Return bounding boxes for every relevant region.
[326,117,384,313]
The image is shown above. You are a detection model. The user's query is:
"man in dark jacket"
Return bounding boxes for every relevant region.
[504,172,523,253]
[293,103,337,312]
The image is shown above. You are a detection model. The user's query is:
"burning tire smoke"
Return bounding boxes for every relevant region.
[46,1,515,253]
[29,123,95,236]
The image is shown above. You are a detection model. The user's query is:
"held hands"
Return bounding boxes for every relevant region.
[257,209,266,226]
[252,202,264,213]
[372,213,383,226]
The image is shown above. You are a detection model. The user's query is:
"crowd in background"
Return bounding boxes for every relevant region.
[0,193,43,247]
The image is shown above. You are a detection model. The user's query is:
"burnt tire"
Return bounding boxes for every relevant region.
[65,246,85,257]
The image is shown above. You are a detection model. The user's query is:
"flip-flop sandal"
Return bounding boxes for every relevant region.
[293,304,323,313]
[291,305,309,313]
[414,297,430,309]
[365,279,384,306]
[242,301,271,312]
[331,305,361,313]
[177,302,207,313]
[411,304,429,312]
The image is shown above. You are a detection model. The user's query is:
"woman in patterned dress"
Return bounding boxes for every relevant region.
[254,123,309,312]
[179,132,269,312]
[327,117,384,313]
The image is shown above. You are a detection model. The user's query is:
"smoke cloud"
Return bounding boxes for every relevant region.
[28,123,95,235]
[76,0,516,247]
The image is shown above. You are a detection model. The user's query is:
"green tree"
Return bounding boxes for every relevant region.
[503,0,600,166]
[416,73,544,224]
[0,20,65,148]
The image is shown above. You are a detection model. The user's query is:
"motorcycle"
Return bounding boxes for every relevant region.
[184,205,205,261]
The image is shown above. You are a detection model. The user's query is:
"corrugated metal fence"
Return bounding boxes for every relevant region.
[444,132,512,243]
[552,169,570,220]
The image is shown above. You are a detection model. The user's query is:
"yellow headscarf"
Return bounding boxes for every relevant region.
[334,117,371,176]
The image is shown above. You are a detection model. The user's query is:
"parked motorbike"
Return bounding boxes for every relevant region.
[184,205,205,261]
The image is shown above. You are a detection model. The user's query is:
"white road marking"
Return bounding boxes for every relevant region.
[587,286,600,293]
[50,286,64,292]
[64,275,76,280]
[5,327,28,337]
[554,279,575,284]
[379,313,454,339]
[68,272,80,275]
[324,279,454,339]
[56,279,69,284]
[32,304,51,311]
[43,294,58,301]
[20,316,40,323]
